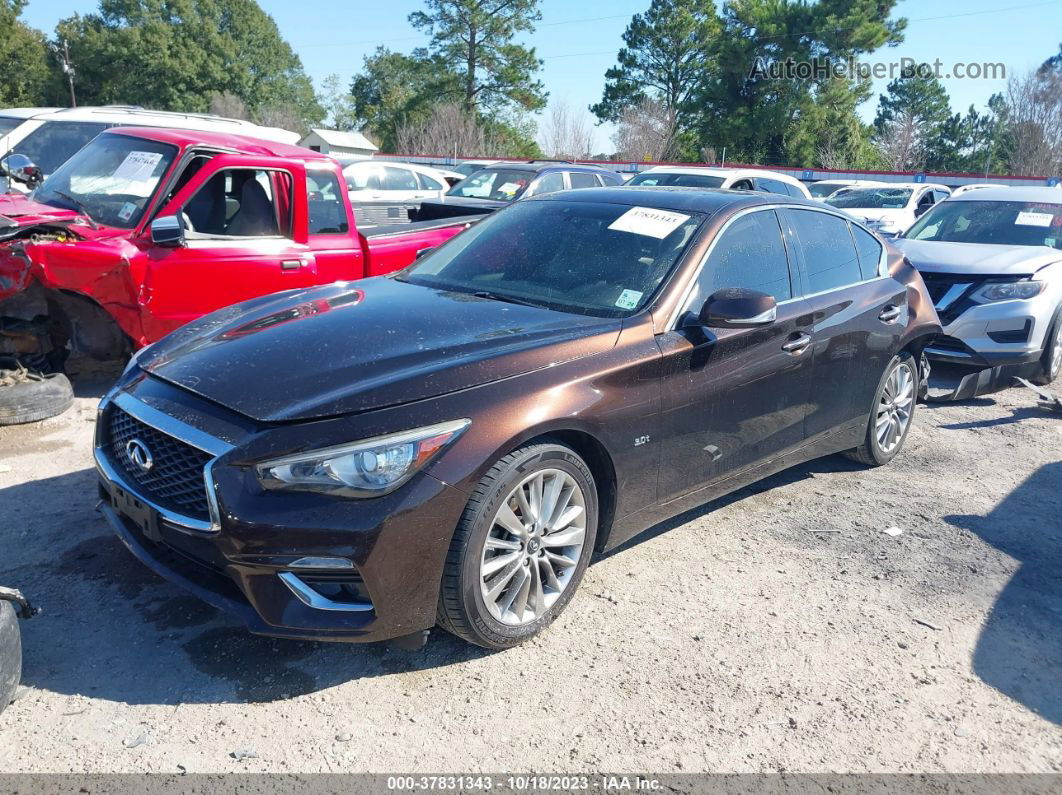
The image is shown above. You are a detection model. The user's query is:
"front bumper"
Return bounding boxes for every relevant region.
[94,387,469,643]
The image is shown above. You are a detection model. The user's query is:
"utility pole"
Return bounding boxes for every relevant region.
[52,40,77,107]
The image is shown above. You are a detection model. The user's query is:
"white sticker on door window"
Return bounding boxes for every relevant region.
[1015,211,1053,227]
[113,151,164,183]
[615,288,643,310]
[608,206,690,239]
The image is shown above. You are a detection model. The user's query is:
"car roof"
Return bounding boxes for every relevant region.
[950,186,1062,203]
[489,161,613,173]
[640,166,803,183]
[532,185,825,214]
[105,126,335,162]
[0,107,62,120]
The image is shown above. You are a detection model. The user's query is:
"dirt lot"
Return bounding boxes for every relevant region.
[0,363,1060,774]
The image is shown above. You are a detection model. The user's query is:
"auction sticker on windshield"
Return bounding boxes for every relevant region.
[609,206,691,239]
[615,288,643,310]
[1015,211,1054,227]
[114,151,164,183]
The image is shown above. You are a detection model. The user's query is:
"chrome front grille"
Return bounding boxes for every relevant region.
[104,406,213,521]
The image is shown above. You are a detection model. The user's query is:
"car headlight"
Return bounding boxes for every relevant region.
[970,280,1046,303]
[255,419,471,497]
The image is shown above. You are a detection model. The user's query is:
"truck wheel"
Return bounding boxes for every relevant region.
[0,601,21,715]
[436,439,598,650]
[0,359,74,426]
[844,353,918,467]
[1031,305,1062,386]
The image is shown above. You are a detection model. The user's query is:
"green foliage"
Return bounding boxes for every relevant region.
[0,0,57,107]
[873,63,953,170]
[483,112,541,158]
[56,0,322,130]
[591,0,719,125]
[409,0,546,115]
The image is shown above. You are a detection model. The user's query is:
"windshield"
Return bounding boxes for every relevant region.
[628,172,725,189]
[808,182,846,198]
[9,121,109,174]
[905,200,1062,249]
[34,134,177,229]
[827,187,913,209]
[0,116,24,138]
[401,199,704,317]
[446,168,533,201]
[453,163,486,177]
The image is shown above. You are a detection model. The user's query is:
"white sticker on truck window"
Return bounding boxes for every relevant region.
[615,289,643,310]
[113,151,164,183]
[1015,211,1053,227]
[608,206,690,239]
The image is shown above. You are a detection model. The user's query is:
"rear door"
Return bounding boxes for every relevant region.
[140,154,318,334]
[781,208,906,441]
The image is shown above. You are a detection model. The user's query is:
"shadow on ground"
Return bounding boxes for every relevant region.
[946,461,1062,725]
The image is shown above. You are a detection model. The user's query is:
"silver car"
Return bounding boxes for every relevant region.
[894,187,1062,384]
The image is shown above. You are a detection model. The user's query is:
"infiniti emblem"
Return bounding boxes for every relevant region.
[125,438,154,472]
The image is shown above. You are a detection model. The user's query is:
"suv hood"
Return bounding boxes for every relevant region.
[893,238,1062,276]
[140,278,621,423]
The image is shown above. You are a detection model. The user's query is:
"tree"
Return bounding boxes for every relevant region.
[56,0,322,131]
[873,63,953,170]
[316,74,359,131]
[0,1,56,107]
[208,91,250,120]
[591,0,718,126]
[538,101,594,160]
[1002,67,1062,176]
[875,110,924,171]
[394,102,540,157]
[408,0,547,115]
[611,96,680,162]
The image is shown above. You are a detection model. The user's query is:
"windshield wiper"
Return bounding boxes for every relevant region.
[51,191,98,229]
[471,290,543,308]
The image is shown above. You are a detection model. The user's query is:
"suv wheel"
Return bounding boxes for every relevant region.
[1032,306,1062,386]
[437,440,598,650]
[844,353,918,467]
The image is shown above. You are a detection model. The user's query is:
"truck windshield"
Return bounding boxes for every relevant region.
[446,168,533,201]
[401,199,704,317]
[33,134,177,229]
[827,187,913,209]
[905,200,1062,249]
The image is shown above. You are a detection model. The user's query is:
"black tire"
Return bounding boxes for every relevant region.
[1031,305,1062,386]
[436,439,598,650]
[844,352,919,467]
[0,600,21,715]
[0,365,73,426]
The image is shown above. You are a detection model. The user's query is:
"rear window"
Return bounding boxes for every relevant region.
[11,121,109,174]
[0,116,24,138]
[851,224,885,279]
[307,171,349,234]
[629,172,726,189]
[447,168,533,201]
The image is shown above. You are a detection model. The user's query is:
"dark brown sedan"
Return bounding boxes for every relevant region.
[93,188,941,650]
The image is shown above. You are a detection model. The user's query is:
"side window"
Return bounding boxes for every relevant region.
[850,224,884,279]
[916,190,935,208]
[569,172,601,189]
[530,171,565,196]
[182,168,290,238]
[688,210,793,309]
[932,190,950,203]
[417,172,445,191]
[11,121,109,174]
[382,166,418,191]
[730,179,754,191]
[755,177,790,196]
[788,209,862,292]
[161,154,211,207]
[307,171,349,235]
[345,164,380,191]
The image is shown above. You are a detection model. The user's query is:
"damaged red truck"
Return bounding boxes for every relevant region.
[0,126,473,383]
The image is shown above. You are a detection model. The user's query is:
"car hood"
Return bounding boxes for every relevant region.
[140,278,621,423]
[0,192,117,239]
[848,208,910,226]
[893,238,1062,276]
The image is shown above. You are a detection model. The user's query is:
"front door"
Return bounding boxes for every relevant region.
[139,155,318,337]
[657,208,815,502]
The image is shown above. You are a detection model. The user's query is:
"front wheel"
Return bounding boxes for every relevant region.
[436,440,598,650]
[1031,306,1062,386]
[844,353,918,467]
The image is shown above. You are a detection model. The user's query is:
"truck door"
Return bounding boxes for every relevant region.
[140,155,319,336]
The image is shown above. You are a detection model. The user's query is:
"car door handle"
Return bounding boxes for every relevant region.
[781,333,812,354]
[281,259,304,270]
[879,304,902,323]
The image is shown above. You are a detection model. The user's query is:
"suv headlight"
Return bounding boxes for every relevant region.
[970,280,1046,303]
[255,419,471,497]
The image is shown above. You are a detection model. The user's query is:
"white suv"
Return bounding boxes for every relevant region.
[0,106,300,191]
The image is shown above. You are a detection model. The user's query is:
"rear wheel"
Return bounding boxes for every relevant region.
[1031,306,1062,386]
[844,353,918,467]
[436,440,598,650]
[0,601,21,715]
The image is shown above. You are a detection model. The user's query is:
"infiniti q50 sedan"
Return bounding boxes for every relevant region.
[94,188,941,650]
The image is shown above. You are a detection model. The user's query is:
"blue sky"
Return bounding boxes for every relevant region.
[22,0,1062,153]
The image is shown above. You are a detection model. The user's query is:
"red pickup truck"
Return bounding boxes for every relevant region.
[0,127,474,379]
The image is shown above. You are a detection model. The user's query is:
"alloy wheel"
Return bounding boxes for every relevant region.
[1050,321,1062,379]
[875,361,915,454]
[479,468,587,626]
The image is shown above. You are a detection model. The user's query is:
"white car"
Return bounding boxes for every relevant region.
[343,160,454,225]
[895,187,1062,384]
[0,105,299,191]
[950,183,1004,197]
[807,179,887,199]
[826,182,951,237]
[628,166,812,199]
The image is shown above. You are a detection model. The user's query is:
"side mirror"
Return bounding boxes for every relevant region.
[0,154,43,188]
[150,214,185,247]
[698,288,777,328]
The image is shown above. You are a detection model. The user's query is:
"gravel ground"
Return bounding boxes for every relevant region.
[0,362,1060,774]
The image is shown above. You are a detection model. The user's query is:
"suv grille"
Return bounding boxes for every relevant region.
[104,406,213,520]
